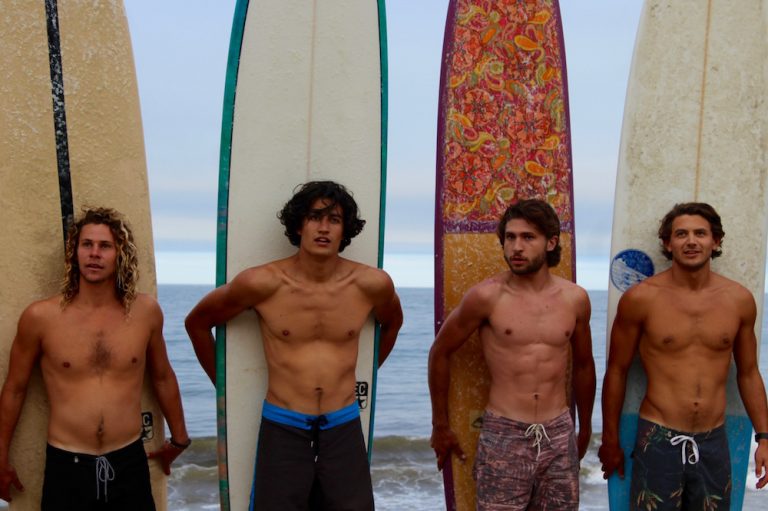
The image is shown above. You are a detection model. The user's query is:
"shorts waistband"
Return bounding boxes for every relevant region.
[261,400,359,430]
[637,418,726,440]
[46,437,144,463]
[482,409,574,437]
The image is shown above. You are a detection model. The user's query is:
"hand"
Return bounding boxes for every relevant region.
[598,440,625,480]
[755,441,768,489]
[0,463,23,502]
[577,425,591,460]
[430,425,465,471]
[147,440,187,475]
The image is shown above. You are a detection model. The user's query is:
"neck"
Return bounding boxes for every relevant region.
[669,261,712,290]
[74,277,121,308]
[507,266,552,291]
[292,251,344,283]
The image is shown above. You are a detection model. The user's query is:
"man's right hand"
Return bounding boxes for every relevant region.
[0,463,23,502]
[430,425,465,471]
[597,441,625,480]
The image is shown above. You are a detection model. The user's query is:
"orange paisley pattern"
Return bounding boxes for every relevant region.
[438,0,572,232]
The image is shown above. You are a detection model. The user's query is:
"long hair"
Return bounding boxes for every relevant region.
[278,181,365,252]
[61,207,139,309]
[658,202,724,260]
[496,199,562,267]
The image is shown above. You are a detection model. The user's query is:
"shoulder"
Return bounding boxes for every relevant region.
[353,262,396,301]
[228,261,285,303]
[712,273,756,314]
[552,276,590,304]
[19,295,60,326]
[130,293,164,324]
[462,274,507,311]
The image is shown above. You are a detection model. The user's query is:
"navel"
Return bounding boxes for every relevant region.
[132,357,138,364]
[62,361,70,368]
[95,417,105,445]
[505,328,512,335]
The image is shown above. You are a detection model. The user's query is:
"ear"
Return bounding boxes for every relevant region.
[546,235,558,252]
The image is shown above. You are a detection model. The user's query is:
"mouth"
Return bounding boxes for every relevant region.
[314,237,331,245]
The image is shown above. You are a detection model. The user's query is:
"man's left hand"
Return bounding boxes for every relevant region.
[756,441,768,489]
[148,440,188,475]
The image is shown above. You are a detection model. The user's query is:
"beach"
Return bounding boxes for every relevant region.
[2,285,765,510]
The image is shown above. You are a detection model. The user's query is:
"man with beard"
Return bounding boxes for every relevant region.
[428,199,596,511]
[600,202,768,509]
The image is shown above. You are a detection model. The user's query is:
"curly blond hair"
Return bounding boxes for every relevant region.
[61,207,139,310]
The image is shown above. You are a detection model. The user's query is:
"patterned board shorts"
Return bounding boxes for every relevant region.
[473,409,579,511]
[630,418,731,511]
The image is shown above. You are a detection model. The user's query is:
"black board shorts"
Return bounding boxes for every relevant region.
[41,438,155,511]
[630,418,731,511]
[250,401,374,511]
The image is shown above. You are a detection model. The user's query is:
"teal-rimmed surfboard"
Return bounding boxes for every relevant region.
[215,1,388,509]
[606,1,768,509]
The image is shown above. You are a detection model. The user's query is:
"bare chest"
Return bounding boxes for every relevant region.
[643,299,739,353]
[484,297,576,349]
[257,285,373,343]
[42,315,149,376]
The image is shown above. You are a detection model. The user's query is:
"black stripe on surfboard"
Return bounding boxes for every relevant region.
[44,0,74,246]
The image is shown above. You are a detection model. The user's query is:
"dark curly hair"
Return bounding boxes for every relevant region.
[278,181,365,252]
[61,207,139,310]
[658,202,724,260]
[496,199,561,267]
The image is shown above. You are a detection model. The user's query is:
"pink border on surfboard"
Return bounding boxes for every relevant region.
[433,1,576,509]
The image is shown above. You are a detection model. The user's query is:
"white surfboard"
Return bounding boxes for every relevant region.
[606,1,768,509]
[215,1,387,509]
[0,1,166,509]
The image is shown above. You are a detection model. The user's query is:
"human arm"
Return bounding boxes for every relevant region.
[0,304,45,502]
[145,299,190,475]
[598,289,644,479]
[571,288,596,460]
[369,271,403,367]
[184,269,267,385]
[731,290,768,489]
[428,284,494,470]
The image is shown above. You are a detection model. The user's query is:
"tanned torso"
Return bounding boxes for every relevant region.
[246,257,386,415]
[34,294,156,454]
[632,271,747,432]
[481,273,582,423]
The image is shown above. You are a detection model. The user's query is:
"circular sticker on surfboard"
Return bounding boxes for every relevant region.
[610,249,654,292]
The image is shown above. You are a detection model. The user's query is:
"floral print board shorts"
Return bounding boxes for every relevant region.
[630,418,731,511]
[473,409,579,511]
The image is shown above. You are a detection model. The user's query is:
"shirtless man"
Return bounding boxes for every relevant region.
[185,180,402,510]
[599,202,768,509]
[429,199,596,510]
[0,207,189,509]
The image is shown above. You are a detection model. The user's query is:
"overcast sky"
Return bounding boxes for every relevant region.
[123,0,645,287]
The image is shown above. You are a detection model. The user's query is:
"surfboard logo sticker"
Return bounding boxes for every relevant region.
[356,381,369,410]
[610,249,654,292]
[141,411,155,442]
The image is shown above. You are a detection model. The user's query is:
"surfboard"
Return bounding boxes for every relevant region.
[606,1,768,509]
[435,1,575,509]
[0,1,166,509]
[215,1,387,509]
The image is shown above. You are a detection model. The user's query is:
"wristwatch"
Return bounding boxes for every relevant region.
[755,432,768,443]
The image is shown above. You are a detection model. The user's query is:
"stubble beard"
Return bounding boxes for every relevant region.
[508,252,547,275]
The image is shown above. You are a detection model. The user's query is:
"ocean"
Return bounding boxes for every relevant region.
[3,286,766,510]
[157,285,768,510]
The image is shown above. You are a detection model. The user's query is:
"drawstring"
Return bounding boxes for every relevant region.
[524,423,551,459]
[307,415,328,462]
[95,455,115,501]
[670,435,700,465]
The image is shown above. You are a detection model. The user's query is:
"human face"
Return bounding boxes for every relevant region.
[298,198,344,256]
[664,214,720,270]
[77,223,118,284]
[502,218,556,275]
